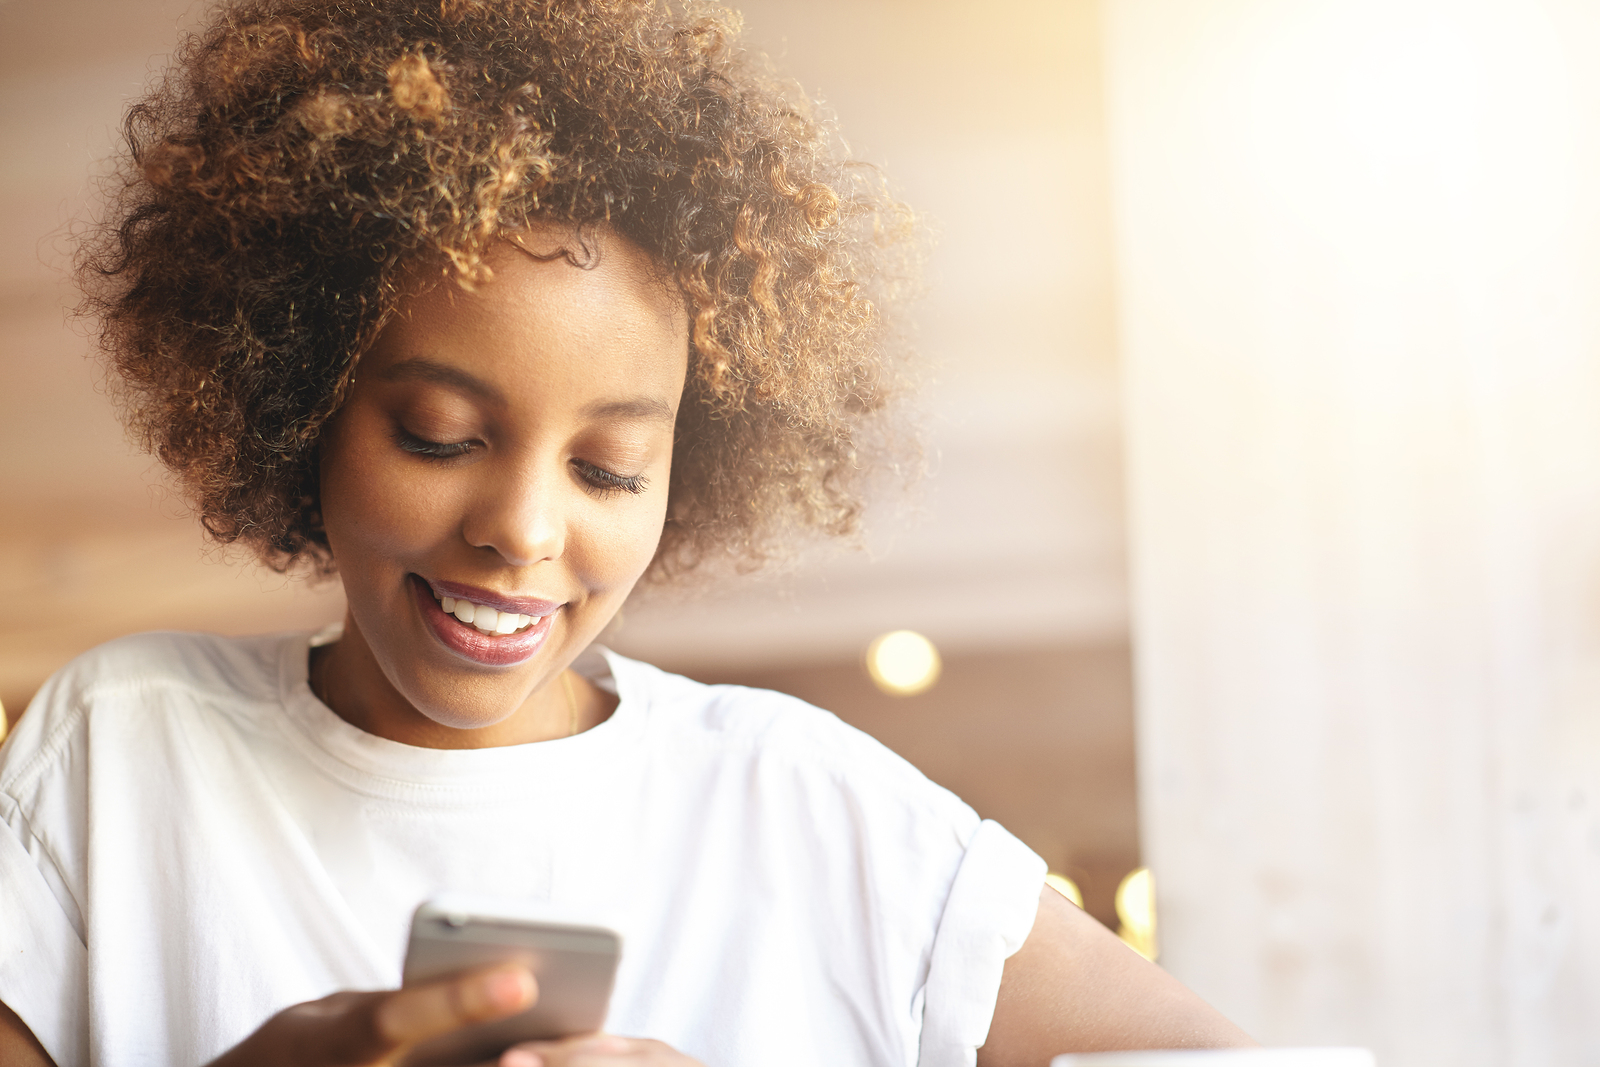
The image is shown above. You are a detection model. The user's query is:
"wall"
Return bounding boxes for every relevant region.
[1107,1,1600,1060]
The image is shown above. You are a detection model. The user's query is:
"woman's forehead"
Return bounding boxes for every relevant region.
[374,229,690,402]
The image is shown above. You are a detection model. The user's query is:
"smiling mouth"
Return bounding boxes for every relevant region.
[410,575,557,667]
[428,587,544,637]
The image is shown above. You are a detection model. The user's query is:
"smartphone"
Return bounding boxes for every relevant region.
[399,894,623,1067]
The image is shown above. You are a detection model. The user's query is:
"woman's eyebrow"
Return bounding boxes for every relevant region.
[580,397,676,424]
[379,358,673,423]
[378,358,503,403]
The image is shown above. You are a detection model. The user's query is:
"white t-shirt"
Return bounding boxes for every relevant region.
[0,631,1045,1067]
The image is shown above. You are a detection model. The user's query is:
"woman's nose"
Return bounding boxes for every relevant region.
[460,466,566,566]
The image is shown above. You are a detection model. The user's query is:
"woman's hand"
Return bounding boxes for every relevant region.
[495,1035,703,1067]
[206,963,536,1067]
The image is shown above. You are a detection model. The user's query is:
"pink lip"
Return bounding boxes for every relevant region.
[424,578,560,619]
[411,575,559,667]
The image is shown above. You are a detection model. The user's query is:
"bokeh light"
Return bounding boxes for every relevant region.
[864,630,942,697]
[1115,867,1157,961]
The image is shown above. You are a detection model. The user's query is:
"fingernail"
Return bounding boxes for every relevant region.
[501,1050,542,1067]
[480,966,535,1011]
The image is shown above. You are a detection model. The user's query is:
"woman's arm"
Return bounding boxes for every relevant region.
[978,887,1256,1066]
[0,1000,56,1067]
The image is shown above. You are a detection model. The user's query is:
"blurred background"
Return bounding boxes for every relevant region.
[5,0,1600,1064]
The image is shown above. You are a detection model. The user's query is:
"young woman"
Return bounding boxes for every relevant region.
[0,2,1253,1064]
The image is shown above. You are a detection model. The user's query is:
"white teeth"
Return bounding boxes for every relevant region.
[430,584,541,636]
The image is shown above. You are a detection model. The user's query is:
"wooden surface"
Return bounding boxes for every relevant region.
[1109,0,1600,1060]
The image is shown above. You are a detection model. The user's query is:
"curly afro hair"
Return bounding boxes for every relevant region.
[78,0,916,578]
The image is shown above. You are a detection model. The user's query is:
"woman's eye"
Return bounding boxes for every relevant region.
[574,459,649,497]
[395,429,475,459]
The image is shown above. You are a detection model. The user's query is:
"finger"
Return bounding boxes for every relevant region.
[503,1034,634,1066]
[363,963,537,1053]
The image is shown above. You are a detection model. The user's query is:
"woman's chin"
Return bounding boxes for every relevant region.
[420,706,517,732]
[400,685,530,736]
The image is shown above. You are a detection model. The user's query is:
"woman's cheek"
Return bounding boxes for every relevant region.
[368,462,459,554]
[576,493,669,594]
[321,419,439,561]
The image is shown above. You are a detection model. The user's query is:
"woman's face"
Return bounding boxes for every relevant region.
[317,226,689,744]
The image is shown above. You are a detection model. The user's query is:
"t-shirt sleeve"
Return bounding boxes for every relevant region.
[916,818,1046,1067]
[1,668,93,1067]
[0,800,88,1067]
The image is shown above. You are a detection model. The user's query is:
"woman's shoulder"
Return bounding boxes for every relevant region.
[2,631,294,794]
[30,630,288,709]
[604,650,978,824]
[607,648,893,756]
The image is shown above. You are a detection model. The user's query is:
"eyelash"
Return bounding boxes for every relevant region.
[395,430,648,497]
[395,430,474,459]
[574,461,649,497]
